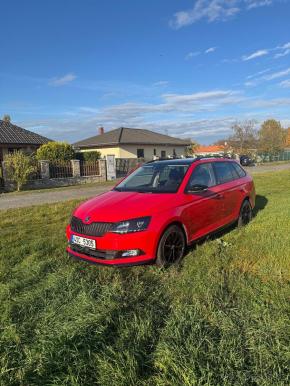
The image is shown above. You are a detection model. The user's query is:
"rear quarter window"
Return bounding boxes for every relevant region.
[231,162,247,178]
[213,162,236,184]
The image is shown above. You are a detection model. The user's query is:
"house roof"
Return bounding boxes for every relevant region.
[73,127,191,148]
[196,145,225,153]
[0,120,51,145]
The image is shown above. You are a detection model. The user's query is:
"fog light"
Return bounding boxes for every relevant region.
[121,249,141,257]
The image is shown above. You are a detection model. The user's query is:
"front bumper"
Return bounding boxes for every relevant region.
[66,225,157,266]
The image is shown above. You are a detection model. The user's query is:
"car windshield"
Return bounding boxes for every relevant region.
[114,163,190,193]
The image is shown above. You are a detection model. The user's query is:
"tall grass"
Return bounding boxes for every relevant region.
[0,170,289,385]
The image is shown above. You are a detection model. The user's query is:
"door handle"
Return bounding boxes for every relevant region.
[215,193,224,199]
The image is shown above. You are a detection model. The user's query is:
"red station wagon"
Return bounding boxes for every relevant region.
[66,158,255,267]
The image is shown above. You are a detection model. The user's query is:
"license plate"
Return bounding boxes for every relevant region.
[71,235,96,250]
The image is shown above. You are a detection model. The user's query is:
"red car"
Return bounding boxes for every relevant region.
[66,158,255,267]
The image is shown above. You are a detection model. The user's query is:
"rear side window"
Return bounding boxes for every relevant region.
[187,163,216,188]
[213,162,236,184]
[231,162,247,178]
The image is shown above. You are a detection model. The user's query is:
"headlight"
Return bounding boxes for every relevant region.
[110,216,151,234]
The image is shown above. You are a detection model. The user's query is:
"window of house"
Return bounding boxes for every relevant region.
[137,149,144,158]
[153,148,157,156]
[161,150,166,158]
[173,148,176,156]
[8,148,19,154]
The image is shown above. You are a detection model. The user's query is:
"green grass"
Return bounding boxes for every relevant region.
[0,170,289,386]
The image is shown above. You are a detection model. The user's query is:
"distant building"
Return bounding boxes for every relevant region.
[195,145,225,157]
[74,127,191,159]
[0,120,51,162]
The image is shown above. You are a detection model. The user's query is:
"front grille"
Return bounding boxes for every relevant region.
[70,216,112,237]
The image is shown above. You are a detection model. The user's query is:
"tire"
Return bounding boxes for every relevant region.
[238,199,253,227]
[156,225,186,267]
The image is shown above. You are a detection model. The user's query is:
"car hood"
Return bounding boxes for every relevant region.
[73,190,178,222]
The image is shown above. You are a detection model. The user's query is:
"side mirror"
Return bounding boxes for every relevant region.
[186,184,208,193]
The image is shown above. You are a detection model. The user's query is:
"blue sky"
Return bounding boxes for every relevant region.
[0,0,290,144]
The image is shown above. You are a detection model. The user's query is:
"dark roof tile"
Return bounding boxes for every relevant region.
[74,127,190,148]
[0,120,51,145]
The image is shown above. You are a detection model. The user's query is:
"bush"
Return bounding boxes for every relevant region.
[36,142,75,161]
[76,151,101,161]
[4,151,36,191]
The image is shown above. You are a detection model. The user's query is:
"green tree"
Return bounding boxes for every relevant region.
[36,142,75,161]
[2,114,11,122]
[76,151,101,161]
[258,119,285,154]
[5,151,35,191]
[284,127,290,148]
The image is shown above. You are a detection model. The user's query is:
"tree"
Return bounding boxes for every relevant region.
[76,151,101,161]
[285,127,290,148]
[4,151,35,191]
[228,120,258,154]
[258,119,285,154]
[186,142,199,156]
[36,142,75,161]
[2,114,11,122]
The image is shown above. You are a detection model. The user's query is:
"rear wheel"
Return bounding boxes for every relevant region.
[156,225,186,267]
[238,199,253,227]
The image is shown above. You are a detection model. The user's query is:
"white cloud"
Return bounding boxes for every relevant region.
[49,73,77,86]
[205,46,217,53]
[246,68,271,79]
[170,0,275,28]
[280,79,290,88]
[185,51,201,60]
[152,80,169,87]
[242,49,268,61]
[245,0,272,10]
[264,67,290,80]
[170,0,240,28]
[251,98,290,108]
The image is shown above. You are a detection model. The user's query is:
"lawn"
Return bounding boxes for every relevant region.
[0,170,289,386]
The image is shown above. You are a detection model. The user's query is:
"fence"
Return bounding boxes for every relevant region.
[28,160,42,180]
[49,161,73,178]
[115,158,145,178]
[1,159,106,191]
[258,151,290,163]
[80,160,100,177]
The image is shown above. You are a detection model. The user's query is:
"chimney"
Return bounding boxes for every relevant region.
[98,126,104,135]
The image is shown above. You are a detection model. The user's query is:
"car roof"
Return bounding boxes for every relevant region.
[146,157,235,166]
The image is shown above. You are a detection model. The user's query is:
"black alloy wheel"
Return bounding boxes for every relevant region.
[238,200,253,227]
[156,225,186,267]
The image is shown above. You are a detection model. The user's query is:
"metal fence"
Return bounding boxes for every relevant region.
[258,151,290,163]
[80,160,100,177]
[115,158,145,178]
[49,161,73,178]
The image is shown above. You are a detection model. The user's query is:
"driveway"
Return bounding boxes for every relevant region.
[0,183,114,210]
[1,163,290,210]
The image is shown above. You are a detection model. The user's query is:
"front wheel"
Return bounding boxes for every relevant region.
[156,225,186,267]
[238,200,253,227]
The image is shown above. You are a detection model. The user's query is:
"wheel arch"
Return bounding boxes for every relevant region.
[157,220,189,247]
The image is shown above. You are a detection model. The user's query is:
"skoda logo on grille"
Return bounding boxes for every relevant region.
[84,216,91,223]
